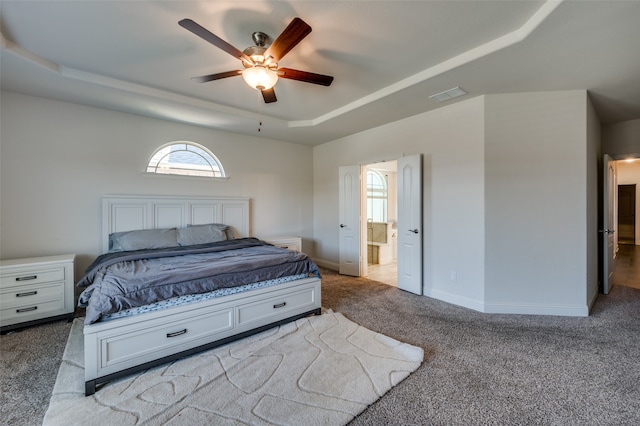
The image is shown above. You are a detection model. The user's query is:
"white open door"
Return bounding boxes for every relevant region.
[397,154,422,294]
[339,165,361,276]
[602,154,616,294]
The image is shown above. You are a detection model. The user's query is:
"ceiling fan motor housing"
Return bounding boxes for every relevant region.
[242,45,277,69]
[243,32,278,70]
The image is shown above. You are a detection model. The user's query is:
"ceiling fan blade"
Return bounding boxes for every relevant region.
[261,88,277,103]
[278,67,334,86]
[264,17,311,63]
[179,19,253,64]
[191,70,242,83]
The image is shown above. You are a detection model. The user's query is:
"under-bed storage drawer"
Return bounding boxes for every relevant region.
[84,277,321,387]
[236,285,318,327]
[98,307,233,370]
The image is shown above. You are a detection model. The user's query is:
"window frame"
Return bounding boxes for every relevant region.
[366,169,388,223]
[145,141,228,180]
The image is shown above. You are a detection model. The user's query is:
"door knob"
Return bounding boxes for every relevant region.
[340,224,346,228]
[409,229,419,234]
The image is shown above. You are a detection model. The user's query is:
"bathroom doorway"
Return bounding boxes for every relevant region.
[364,161,398,286]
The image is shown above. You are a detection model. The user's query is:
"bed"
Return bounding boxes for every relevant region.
[80,195,321,396]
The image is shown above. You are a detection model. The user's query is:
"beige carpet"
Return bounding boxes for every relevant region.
[43,310,423,425]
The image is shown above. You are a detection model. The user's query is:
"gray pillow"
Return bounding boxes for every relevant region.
[178,224,229,246]
[109,228,178,252]
[187,223,235,240]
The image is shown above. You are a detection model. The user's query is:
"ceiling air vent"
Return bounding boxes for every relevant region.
[429,87,467,102]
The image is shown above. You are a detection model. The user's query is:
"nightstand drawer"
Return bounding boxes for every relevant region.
[0,281,65,309]
[264,237,302,252]
[1,298,66,322]
[0,267,65,288]
[274,242,298,251]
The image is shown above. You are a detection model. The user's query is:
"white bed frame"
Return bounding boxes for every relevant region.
[83,195,321,395]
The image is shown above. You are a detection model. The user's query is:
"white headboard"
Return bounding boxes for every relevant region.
[102,195,250,253]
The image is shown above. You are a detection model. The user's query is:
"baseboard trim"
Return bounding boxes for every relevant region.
[483,302,589,317]
[425,288,589,317]
[423,289,485,313]
[313,258,339,271]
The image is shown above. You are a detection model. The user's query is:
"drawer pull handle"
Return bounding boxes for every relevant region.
[17,306,37,313]
[166,329,187,338]
[16,275,38,281]
[273,302,287,309]
[16,291,38,297]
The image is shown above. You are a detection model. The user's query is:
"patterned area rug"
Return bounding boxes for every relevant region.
[43,310,423,425]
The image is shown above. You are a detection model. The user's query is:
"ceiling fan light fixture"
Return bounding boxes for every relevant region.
[242,66,278,91]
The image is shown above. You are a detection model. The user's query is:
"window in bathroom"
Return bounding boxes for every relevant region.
[366,169,388,222]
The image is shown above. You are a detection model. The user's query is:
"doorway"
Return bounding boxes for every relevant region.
[603,158,640,294]
[618,184,636,245]
[339,155,422,294]
[364,161,398,286]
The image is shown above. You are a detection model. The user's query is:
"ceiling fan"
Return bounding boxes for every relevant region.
[179,17,334,103]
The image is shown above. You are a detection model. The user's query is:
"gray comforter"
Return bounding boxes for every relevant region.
[77,238,320,324]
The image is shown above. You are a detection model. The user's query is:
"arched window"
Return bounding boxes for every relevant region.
[146,142,225,178]
[367,169,388,222]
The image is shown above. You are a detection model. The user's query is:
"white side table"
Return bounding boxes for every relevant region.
[264,237,302,252]
[0,254,75,333]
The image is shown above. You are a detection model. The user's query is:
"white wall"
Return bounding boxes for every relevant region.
[603,119,640,158]
[313,97,487,307]
[484,91,591,315]
[0,91,314,277]
[314,90,594,316]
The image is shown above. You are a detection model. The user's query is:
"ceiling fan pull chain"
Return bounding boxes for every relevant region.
[258,100,265,132]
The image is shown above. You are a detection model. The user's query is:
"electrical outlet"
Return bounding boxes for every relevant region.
[449,270,457,282]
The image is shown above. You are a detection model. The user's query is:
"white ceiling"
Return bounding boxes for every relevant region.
[1,1,639,146]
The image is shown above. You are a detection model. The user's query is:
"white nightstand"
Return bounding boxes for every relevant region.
[0,254,75,333]
[264,237,302,252]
